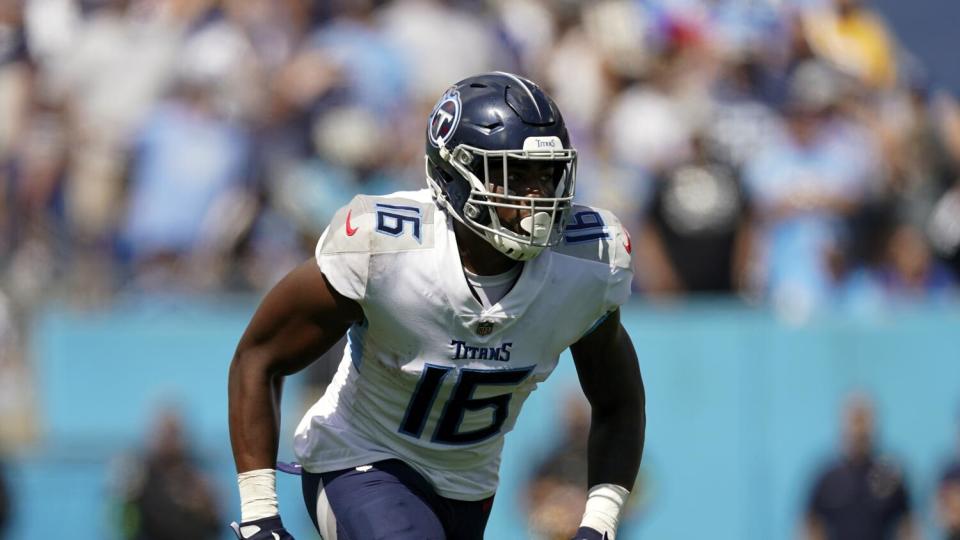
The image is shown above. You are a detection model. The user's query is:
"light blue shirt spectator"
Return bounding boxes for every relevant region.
[122,99,251,259]
[743,116,876,311]
[275,158,407,236]
[309,17,410,116]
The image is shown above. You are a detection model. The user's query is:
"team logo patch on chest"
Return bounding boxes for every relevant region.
[476,321,495,336]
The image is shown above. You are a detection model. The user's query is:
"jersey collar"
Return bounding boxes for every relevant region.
[435,210,552,331]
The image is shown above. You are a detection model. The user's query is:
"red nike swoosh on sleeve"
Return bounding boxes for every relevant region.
[345,209,359,236]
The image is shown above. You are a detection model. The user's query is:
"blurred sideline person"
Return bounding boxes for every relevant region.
[113,409,221,540]
[0,460,9,538]
[803,395,916,540]
[527,396,594,538]
[938,413,960,540]
[526,395,643,539]
[228,72,645,539]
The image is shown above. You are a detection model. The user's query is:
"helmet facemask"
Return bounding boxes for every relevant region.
[428,137,577,261]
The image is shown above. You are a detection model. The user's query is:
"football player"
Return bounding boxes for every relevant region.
[229,72,645,540]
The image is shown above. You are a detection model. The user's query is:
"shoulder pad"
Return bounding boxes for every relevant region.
[319,193,436,256]
[553,205,632,269]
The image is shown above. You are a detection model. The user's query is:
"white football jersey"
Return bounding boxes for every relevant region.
[293,188,632,500]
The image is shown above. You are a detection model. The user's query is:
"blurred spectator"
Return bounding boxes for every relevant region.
[540,1,612,136]
[0,0,30,161]
[845,210,957,310]
[525,395,642,539]
[0,460,9,538]
[591,46,709,222]
[266,0,415,238]
[379,0,507,103]
[526,396,591,539]
[938,419,960,540]
[0,1,59,307]
[119,77,254,291]
[929,180,960,280]
[0,291,33,445]
[803,0,897,89]
[849,219,957,302]
[176,1,268,122]
[496,0,559,84]
[926,94,960,279]
[307,0,409,117]
[603,58,698,176]
[878,88,959,229]
[43,0,208,246]
[803,394,916,540]
[704,50,784,169]
[637,133,749,295]
[217,0,313,76]
[113,408,221,540]
[2,97,70,306]
[272,104,413,238]
[742,61,879,321]
[703,0,786,71]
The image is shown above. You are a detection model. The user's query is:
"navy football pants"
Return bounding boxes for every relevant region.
[301,459,494,540]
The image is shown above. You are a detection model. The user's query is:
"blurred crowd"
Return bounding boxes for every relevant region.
[1,0,960,318]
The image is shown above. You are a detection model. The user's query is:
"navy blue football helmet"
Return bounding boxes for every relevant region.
[425,72,577,261]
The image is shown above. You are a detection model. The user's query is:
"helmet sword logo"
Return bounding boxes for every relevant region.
[428,88,461,148]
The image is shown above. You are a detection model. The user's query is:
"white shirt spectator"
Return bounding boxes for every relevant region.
[379,0,504,102]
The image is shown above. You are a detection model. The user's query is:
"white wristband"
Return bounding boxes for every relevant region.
[579,483,630,539]
[238,468,279,522]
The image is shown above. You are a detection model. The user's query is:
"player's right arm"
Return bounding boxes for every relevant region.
[228,260,362,538]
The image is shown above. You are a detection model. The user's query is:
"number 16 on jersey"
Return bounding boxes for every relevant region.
[399,365,534,445]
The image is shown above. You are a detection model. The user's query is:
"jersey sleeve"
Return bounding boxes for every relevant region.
[314,196,374,302]
[602,211,634,313]
[556,206,635,339]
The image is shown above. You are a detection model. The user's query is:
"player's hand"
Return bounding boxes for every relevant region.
[571,526,609,540]
[230,516,295,539]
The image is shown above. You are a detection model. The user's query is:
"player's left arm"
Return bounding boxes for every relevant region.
[569,308,645,539]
